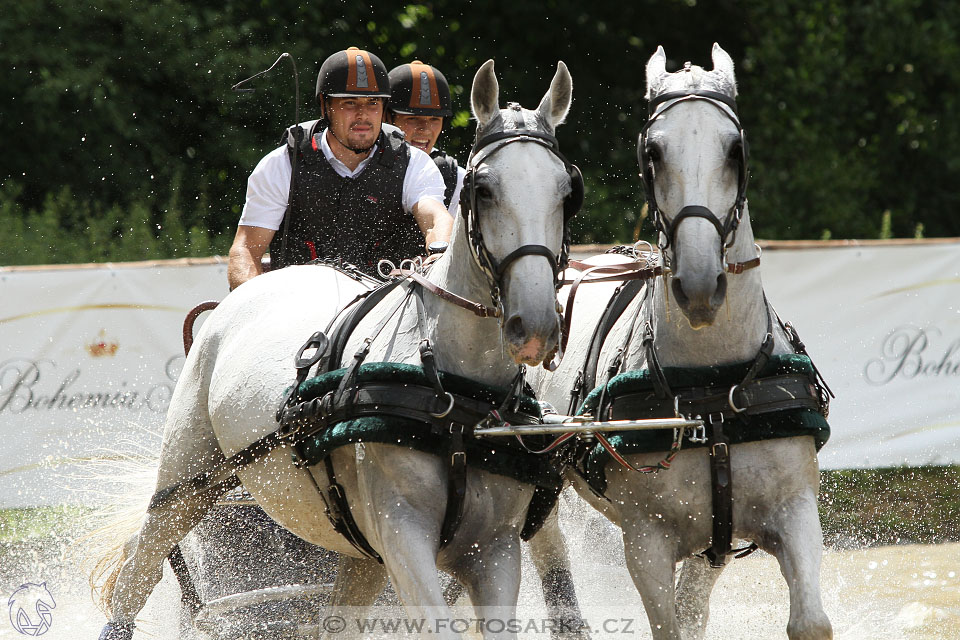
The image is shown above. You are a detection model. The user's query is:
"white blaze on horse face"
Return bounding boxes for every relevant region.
[646,49,741,329]
[478,142,567,364]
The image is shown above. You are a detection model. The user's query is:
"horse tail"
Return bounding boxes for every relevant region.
[76,451,158,617]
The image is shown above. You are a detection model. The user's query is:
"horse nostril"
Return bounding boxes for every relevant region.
[711,272,728,308]
[504,315,526,344]
[671,277,690,308]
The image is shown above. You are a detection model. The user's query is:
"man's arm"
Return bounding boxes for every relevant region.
[411,198,453,251]
[228,225,276,290]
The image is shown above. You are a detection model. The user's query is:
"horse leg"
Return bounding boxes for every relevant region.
[321,555,389,640]
[762,490,833,640]
[675,555,725,640]
[101,483,224,639]
[345,447,461,639]
[526,503,589,639]
[621,521,682,640]
[457,532,524,640]
[97,349,226,639]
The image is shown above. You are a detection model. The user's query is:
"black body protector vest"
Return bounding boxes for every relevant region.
[269,123,423,273]
[429,148,460,209]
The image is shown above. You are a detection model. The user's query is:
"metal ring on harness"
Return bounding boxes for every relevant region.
[727,385,747,414]
[400,257,421,276]
[632,239,655,258]
[377,259,397,279]
[429,392,456,419]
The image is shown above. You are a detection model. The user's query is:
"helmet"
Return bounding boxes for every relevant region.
[316,47,391,105]
[387,61,453,118]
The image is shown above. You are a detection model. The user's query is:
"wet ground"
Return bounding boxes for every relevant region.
[2,532,958,639]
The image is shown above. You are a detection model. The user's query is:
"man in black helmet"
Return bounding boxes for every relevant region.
[228,47,453,289]
[387,61,466,218]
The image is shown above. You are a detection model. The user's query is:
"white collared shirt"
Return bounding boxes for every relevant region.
[239,126,446,231]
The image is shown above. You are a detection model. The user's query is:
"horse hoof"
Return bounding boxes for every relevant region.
[98,621,135,640]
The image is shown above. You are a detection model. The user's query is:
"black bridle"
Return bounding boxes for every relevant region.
[460,103,583,314]
[638,90,750,264]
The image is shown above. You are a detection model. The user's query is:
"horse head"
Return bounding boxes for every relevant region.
[641,43,752,329]
[465,59,578,364]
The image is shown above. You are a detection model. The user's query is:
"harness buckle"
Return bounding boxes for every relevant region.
[711,442,729,459]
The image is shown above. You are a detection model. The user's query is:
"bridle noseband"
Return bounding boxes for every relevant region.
[638,90,750,264]
[460,103,583,311]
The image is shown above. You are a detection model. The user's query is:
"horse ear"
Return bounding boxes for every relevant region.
[645,46,667,99]
[711,43,738,96]
[471,59,500,128]
[536,61,573,130]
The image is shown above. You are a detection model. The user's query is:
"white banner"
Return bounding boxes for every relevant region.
[0,259,228,507]
[1,243,958,507]
[759,241,960,469]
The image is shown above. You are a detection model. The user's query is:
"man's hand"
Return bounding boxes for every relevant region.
[227,225,276,290]
[411,199,453,252]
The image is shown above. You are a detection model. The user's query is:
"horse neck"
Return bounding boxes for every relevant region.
[418,216,520,387]
[630,213,771,369]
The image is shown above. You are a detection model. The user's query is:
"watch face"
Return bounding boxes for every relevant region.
[428,241,449,254]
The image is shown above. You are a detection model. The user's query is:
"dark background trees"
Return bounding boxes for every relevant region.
[2,0,958,265]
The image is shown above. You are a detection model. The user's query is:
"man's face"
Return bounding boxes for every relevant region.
[325,97,384,150]
[390,113,444,153]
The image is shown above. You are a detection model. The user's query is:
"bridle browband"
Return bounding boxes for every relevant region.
[460,103,583,315]
[638,90,750,264]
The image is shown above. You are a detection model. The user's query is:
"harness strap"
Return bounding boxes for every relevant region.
[642,321,673,400]
[609,374,822,421]
[282,384,540,433]
[418,334,468,549]
[574,278,648,412]
[409,271,501,318]
[321,456,383,562]
[440,423,469,547]
[703,416,733,567]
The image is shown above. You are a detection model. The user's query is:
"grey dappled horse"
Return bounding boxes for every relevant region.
[93,60,584,640]
[532,44,833,640]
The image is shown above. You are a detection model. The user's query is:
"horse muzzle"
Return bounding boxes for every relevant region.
[671,268,728,329]
[504,310,561,365]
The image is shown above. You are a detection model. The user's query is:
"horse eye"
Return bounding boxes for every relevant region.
[728,142,743,162]
[474,183,493,200]
[645,145,661,164]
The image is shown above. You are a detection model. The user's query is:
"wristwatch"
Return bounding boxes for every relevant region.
[428,241,449,255]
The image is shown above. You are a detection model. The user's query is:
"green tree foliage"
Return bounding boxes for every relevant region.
[1,0,958,265]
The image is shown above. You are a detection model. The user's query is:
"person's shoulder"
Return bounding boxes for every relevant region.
[281,119,322,147]
[407,145,433,163]
[253,144,292,172]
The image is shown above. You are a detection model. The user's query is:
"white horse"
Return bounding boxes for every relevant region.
[532,44,833,640]
[94,59,581,640]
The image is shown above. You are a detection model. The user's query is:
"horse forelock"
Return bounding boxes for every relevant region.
[477,107,550,141]
[648,63,737,104]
